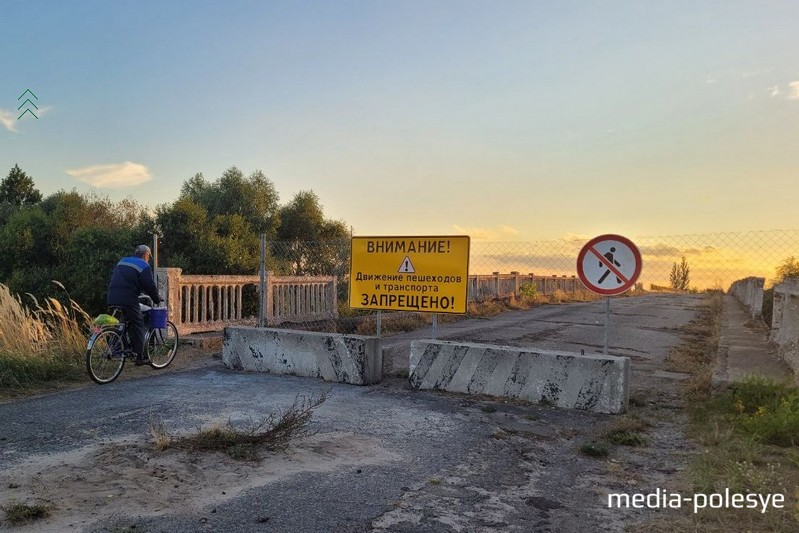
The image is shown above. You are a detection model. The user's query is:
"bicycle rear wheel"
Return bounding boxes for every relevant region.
[146,321,179,369]
[86,329,126,384]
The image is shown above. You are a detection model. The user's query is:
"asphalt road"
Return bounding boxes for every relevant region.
[0,293,703,533]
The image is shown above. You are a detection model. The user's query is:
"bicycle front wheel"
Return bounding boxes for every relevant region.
[86,329,126,384]
[146,321,179,369]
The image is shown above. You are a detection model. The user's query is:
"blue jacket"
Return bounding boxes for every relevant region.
[107,256,161,307]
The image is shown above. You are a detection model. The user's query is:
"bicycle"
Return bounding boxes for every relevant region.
[86,296,180,384]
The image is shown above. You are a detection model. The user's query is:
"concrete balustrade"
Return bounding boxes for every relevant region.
[468,272,589,301]
[728,276,765,318]
[156,268,337,335]
[770,277,799,375]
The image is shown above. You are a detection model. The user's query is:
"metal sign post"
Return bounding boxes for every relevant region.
[376,310,382,337]
[604,297,610,355]
[152,233,159,285]
[432,313,438,339]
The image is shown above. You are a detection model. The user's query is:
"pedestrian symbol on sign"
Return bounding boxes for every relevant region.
[598,247,622,285]
[398,256,415,273]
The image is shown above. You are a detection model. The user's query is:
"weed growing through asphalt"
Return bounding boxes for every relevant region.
[151,393,326,460]
[664,292,722,400]
[579,441,609,458]
[602,416,650,447]
[1,501,50,525]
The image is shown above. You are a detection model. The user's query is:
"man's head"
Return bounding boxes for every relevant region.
[135,244,152,262]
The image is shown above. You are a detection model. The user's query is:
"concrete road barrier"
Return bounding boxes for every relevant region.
[409,340,629,413]
[223,327,382,385]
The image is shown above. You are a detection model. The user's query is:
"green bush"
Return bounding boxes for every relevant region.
[579,441,609,457]
[519,283,538,299]
[730,376,799,447]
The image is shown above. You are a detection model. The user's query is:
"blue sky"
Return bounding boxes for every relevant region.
[2,0,798,241]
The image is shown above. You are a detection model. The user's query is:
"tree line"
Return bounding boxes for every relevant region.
[0,164,349,314]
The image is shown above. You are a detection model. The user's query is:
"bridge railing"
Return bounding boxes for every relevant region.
[268,275,338,325]
[468,272,588,300]
[156,268,337,335]
[770,277,799,376]
[728,276,765,318]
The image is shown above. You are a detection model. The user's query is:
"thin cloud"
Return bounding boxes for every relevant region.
[788,81,799,100]
[705,74,718,85]
[741,68,772,78]
[1,106,52,131]
[453,225,521,241]
[452,225,497,241]
[561,233,591,243]
[769,86,781,97]
[0,109,17,132]
[66,161,153,188]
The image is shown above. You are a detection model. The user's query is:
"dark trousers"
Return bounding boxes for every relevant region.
[119,304,146,359]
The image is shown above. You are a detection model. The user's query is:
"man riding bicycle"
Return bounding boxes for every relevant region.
[107,245,162,365]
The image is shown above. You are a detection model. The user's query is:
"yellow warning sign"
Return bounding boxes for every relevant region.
[349,236,470,314]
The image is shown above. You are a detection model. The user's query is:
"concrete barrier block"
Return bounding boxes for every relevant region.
[223,327,382,385]
[409,340,629,413]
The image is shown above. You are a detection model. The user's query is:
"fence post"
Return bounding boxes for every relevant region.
[265,270,273,325]
[512,271,520,296]
[156,267,182,328]
[259,235,266,328]
[493,272,500,298]
[331,276,338,318]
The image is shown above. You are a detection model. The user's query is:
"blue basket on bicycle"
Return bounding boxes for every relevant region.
[149,308,168,329]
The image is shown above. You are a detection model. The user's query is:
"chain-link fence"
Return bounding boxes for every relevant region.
[165,230,799,337]
[469,230,799,289]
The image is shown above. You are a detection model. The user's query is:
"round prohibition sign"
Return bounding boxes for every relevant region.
[577,234,642,296]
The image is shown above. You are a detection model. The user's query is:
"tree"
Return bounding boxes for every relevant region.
[180,167,280,236]
[669,256,690,291]
[62,226,137,313]
[775,256,799,284]
[275,191,349,275]
[155,198,210,273]
[0,164,42,206]
[0,190,151,311]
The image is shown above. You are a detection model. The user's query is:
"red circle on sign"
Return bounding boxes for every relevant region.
[577,234,642,296]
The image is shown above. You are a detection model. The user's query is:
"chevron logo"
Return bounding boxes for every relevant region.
[17,89,39,120]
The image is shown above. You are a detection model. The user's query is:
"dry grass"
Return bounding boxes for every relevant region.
[664,292,723,400]
[0,282,91,392]
[355,313,429,336]
[1,501,51,525]
[602,415,649,439]
[639,293,799,532]
[151,393,326,460]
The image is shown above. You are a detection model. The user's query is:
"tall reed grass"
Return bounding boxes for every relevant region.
[0,282,90,391]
